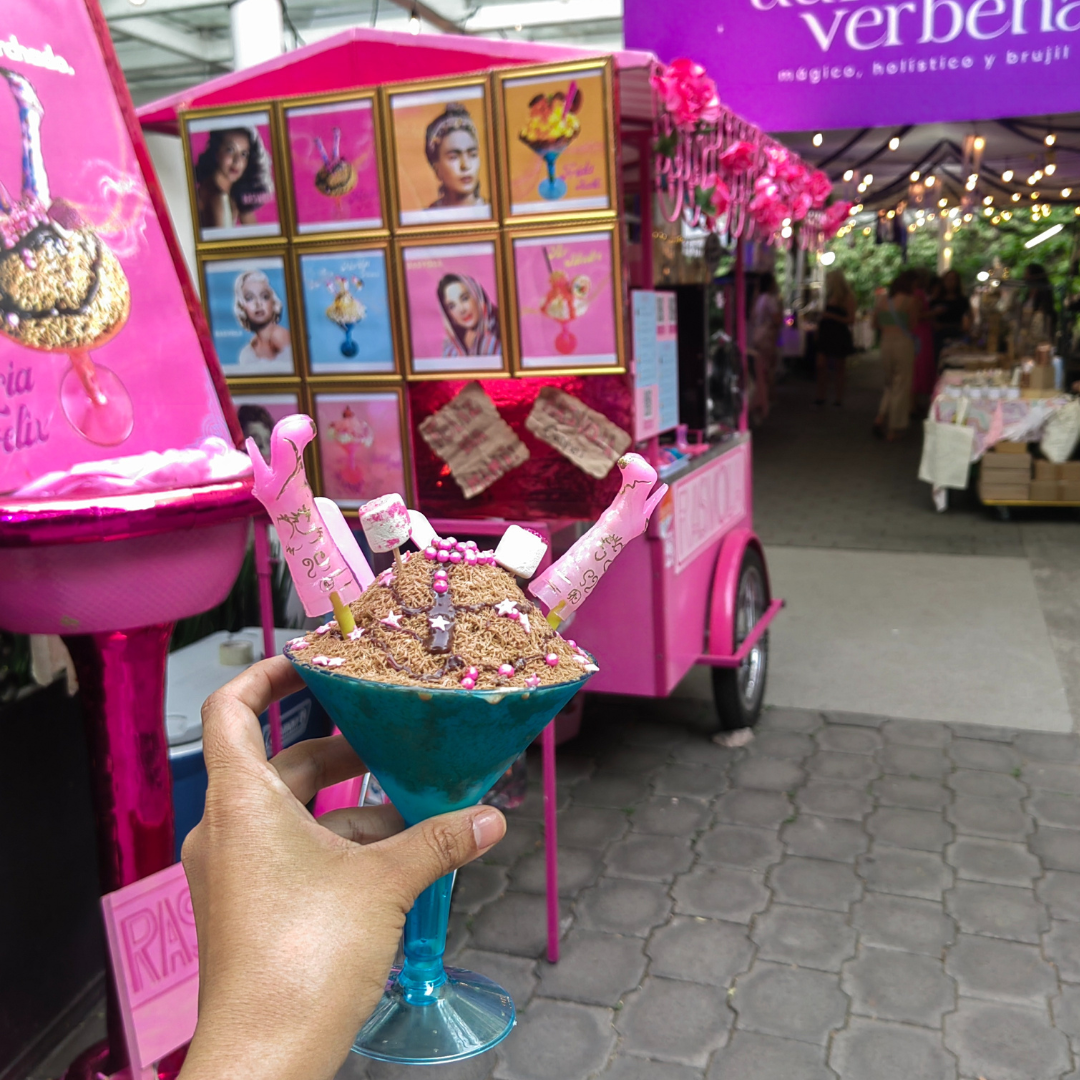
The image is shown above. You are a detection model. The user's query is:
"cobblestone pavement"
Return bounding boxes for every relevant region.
[338,695,1080,1080]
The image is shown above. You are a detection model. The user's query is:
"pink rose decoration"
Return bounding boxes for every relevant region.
[822,201,853,238]
[790,190,813,222]
[651,58,721,131]
[750,180,789,233]
[710,177,731,218]
[765,145,804,185]
[807,170,832,208]
[719,140,756,175]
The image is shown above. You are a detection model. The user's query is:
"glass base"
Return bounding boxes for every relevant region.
[538,177,568,200]
[352,965,515,1064]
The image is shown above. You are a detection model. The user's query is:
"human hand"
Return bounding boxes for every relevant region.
[178,656,506,1080]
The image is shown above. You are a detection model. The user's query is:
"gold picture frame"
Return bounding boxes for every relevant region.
[382,74,499,235]
[292,239,402,383]
[393,231,511,381]
[181,102,285,249]
[227,382,307,460]
[308,383,414,511]
[277,90,390,244]
[503,221,626,376]
[494,58,618,226]
[197,245,301,379]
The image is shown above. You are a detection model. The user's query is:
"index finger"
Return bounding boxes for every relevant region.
[201,655,305,768]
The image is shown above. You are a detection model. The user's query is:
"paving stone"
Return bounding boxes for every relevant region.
[494,998,615,1080]
[858,846,954,900]
[470,892,570,957]
[544,753,597,786]
[452,862,508,913]
[757,707,823,734]
[599,1057,703,1080]
[654,764,727,800]
[823,710,886,728]
[946,881,1048,944]
[1036,871,1080,922]
[1032,827,1080,872]
[782,815,869,863]
[948,740,1021,773]
[831,1018,957,1080]
[946,837,1041,887]
[707,1031,833,1080]
[731,962,848,1045]
[880,745,950,779]
[944,934,1057,1006]
[729,756,805,792]
[1029,793,1080,830]
[805,751,880,784]
[672,866,769,923]
[946,768,1027,799]
[510,846,603,898]
[948,721,1016,742]
[573,774,653,810]
[751,904,857,971]
[361,1052,496,1079]
[796,781,872,820]
[1023,763,1080,795]
[486,818,543,866]
[1014,731,1080,764]
[535,929,647,1006]
[632,796,712,837]
[946,796,1032,841]
[870,775,949,810]
[814,725,883,755]
[696,824,784,871]
[512,784,571,821]
[445,910,469,961]
[620,720,691,750]
[842,946,955,1025]
[557,806,630,850]
[944,999,1071,1080]
[881,718,951,748]
[1052,986,1080,1038]
[669,737,736,770]
[867,807,953,852]
[715,789,793,828]
[647,916,755,987]
[851,892,954,955]
[1045,920,1080,982]
[594,745,663,776]
[748,731,815,761]
[575,878,672,937]
[606,833,695,882]
[454,949,539,1010]
[768,857,862,912]
[615,977,731,1066]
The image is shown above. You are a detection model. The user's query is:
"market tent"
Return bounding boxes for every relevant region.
[137,27,656,133]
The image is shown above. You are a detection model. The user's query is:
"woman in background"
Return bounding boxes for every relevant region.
[911,269,939,413]
[873,270,918,441]
[931,269,971,361]
[815,269,856,408]
[749,272,782,424]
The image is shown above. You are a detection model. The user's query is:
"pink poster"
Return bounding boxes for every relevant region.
[284,98,383,235]
[0,2,234,497]
[513,231,618,370]
[314,390,407,508]
[232,391,300,461]
[401,240,504,376]
[186,111,281,243]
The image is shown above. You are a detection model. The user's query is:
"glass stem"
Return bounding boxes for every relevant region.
[397,871,454,1004]
[545,151,557,186]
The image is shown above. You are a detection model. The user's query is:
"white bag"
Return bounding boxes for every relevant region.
[1040,400,1080,464]
[919,417,976,489]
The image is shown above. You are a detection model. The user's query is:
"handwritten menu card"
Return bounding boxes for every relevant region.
[525,386,631,479]
[418,382,529,499]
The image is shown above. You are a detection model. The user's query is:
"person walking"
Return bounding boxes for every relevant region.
[911,269,939,412]
[814,268,856,407]
[873,270,918,441]
[749,272,782,424]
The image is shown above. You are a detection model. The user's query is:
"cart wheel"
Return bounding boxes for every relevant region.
[712,547,769,731]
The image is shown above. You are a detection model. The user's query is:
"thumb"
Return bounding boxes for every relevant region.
[374,806,505,906]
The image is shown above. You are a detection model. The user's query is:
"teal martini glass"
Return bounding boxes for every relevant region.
[287,647,592,1064]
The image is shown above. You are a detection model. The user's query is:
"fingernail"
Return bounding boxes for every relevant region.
[472,808,505,850]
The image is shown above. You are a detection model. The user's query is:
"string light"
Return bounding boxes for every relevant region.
[963,212,973,221]
[1045,162,1057,176]
[409,6,421,33]
[992,215,1001,224]
[983,195,993,205]
[888,137,900,150]
[1032,191,1040,199]
[1001,169,1014,182]
[1063,188,1073,198]
[862,226,871,236]
[1012,192,1021,201]
[1045,133,1056,146]
[852,203,863,213]
[967,173,978,190]
[974,136,986,151]
[938,197,948,207]
[984,206,993,216]
[887,209,895,219]
[857,182,867,193]
[864,173,874,185]
[910,170,921,182]
[925,175,936,187]
[1002,210,1012,220]
[813,132,823,147]
[843,169,854,182]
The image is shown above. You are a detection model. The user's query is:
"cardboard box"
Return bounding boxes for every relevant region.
[995,441,1030,454]
[1060,462,1080,481]
[1061,480,1080,502]
[1030,479,1061,501]
[981,451,1031,473]
[979,482,1031,501]
[1028,365,1056,390]
[1034,460,1061,481]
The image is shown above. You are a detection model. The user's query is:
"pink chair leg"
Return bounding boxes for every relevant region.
[542,719,560,963]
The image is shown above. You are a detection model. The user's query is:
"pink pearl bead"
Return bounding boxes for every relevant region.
[567,640,577,649]
[449,551,463,563]
[466,666,479,678]
[436,550,450,563]
[466,540,478,549]
[460,676,476,690]
[434,568,448,579]
[465,552,478,564]
[508,609,520,620]
[445,537,457,547]
[433,581,448,594]
[424,547,438,560]
[546,653,559,666]
[498,663,514,677]
[455,541,466,551]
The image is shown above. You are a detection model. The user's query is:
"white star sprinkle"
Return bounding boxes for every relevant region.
[583,663,599,673]
[525,674,541,688]
[348,628,364,641]
[519,613,531,634]
[327,658,345,668]
[494,599,519,617]
[429,615,450,632]
[380,611,404,629]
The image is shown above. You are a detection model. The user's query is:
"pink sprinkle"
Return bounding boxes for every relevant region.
[437,550,450,563]
[498,663,515,677]
[424,547,438,560]
[508,609,520,620]
[348,628,364,641]
[433,580,448,594]
[327,658,345,668]
[315,624,332,635]
[546,653,559,667]
[449,551,463,564]
[525,674,541,689]
[313,656,330,666]
[467,666,479,678]
[460,676,476,690]
[291,641,309,650]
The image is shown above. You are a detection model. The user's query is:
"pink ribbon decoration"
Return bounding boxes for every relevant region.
[529,453,668,622]
[718,140,756,176]
[246,414,362,618]
[650,57,721,131]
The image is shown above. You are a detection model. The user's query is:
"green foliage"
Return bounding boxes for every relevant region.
[0,631,32,702]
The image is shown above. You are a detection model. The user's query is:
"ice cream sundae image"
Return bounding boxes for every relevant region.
[538,248,592,355]
[314,127,357,199]
[324,274,365,357]
[519,81,582,201]
[0,69,133,446]
[326,404,373,487]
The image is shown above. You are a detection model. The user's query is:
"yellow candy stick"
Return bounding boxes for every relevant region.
[330,590,356,636]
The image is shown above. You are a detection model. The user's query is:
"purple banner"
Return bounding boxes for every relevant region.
[624,0,1080,131]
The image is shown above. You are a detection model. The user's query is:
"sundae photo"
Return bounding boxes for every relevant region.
[324,274,365,357]
[314,127,358,198]
[519,82,583,200]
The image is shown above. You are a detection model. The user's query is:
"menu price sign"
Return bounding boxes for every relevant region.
[631,290,659,441]
[656,292,679,434]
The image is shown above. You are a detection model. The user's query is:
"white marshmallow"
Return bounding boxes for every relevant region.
[494,524,548,579]
[359,493,412,553]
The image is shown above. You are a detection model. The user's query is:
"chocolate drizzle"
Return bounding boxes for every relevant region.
[0,222,104,322]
